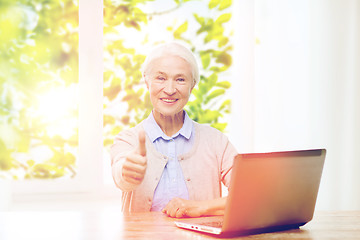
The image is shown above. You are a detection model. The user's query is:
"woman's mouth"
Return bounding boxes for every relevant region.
[161,98,178,103]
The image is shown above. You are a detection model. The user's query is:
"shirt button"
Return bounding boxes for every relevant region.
[186,178,191,181]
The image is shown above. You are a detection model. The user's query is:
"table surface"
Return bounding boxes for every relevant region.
[1,210,360,240]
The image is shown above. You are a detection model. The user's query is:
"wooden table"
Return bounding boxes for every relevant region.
[0,210,359,239]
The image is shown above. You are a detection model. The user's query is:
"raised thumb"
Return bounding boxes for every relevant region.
[138,130,146,157]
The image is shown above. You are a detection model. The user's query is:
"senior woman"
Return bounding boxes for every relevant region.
[111,42,238,218]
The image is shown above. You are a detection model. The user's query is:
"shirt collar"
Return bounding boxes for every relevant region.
[143,110,193,142]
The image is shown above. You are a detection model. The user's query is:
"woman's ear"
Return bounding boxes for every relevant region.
[190,80,196,92]
[144,74,149,89]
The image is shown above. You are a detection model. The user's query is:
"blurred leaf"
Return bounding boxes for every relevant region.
[218,36,229,47]
[125,20,140,30]
[0,139,12,171]
[209,0,221,9]
[200,52,211,69]
[193,13,204,25]
[32,163,65,179]
[199,110,221,123]
[16,133,30,153]
[121,116,130,125]
[104,115,116,126]
[104,78,121,101]
[111,126,123,135]
[64,153,76,166]
[205,89,226,104]
[174,21,188,39]
[211,122,227,132]
[144,92,152,108]
[219,99,231,111]
[199,82,208,95]
[208,73,218,86]
[216,52,232,66]
[216,81,231,89]
[104,138,113,146]
[215,13,231,24]
[219,0,232,10]
[27,160,35,167]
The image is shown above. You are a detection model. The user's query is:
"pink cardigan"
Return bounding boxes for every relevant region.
[110,121,238,212]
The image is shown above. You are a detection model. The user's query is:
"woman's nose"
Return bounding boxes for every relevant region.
[164,80,176,95]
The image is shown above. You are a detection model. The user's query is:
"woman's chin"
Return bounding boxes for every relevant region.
[154,108,184,118]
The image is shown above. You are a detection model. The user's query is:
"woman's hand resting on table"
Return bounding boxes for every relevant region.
[162,197,227,218]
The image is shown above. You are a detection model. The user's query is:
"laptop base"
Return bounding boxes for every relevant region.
[217,223,305,238]
[176,222,305,238]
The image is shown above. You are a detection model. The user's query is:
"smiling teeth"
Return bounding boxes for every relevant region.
[162,99,176,103]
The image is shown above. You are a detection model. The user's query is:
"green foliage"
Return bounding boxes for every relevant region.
[0,139,13,171]
[103,0,233,146]
[0,0,78,179]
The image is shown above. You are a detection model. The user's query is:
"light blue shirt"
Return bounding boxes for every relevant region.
[143,111,194,211]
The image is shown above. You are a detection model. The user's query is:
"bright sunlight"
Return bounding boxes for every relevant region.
[35,85,78,139]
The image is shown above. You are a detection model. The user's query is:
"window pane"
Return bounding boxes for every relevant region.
[103,0,234,184]
[0,0,79,179]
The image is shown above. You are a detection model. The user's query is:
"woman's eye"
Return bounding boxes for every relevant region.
[177,78,185,82]
[157,76,165,81]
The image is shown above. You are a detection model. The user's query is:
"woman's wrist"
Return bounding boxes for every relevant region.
[201,197,227,216]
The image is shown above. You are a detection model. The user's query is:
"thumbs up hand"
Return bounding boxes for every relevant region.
[137,130,147,157]
[122,130,147,186]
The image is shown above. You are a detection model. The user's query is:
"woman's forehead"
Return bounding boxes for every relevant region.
[148,55,193,75]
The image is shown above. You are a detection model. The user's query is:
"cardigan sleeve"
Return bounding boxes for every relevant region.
[194,122,238,190]
[110,127,140,192]
[219,134,238,187]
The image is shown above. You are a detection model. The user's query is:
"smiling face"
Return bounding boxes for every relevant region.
[145,55,194,119]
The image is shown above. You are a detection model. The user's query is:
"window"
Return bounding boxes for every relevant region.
[0,1,81,195]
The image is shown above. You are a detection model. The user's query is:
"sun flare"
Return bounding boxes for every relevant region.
[35,85,78,138]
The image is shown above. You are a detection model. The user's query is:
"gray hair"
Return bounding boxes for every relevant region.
[141,42,200,87]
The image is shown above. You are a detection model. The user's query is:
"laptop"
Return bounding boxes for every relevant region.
[174,149,326,236]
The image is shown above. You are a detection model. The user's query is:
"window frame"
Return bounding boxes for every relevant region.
[11,0,109,201]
